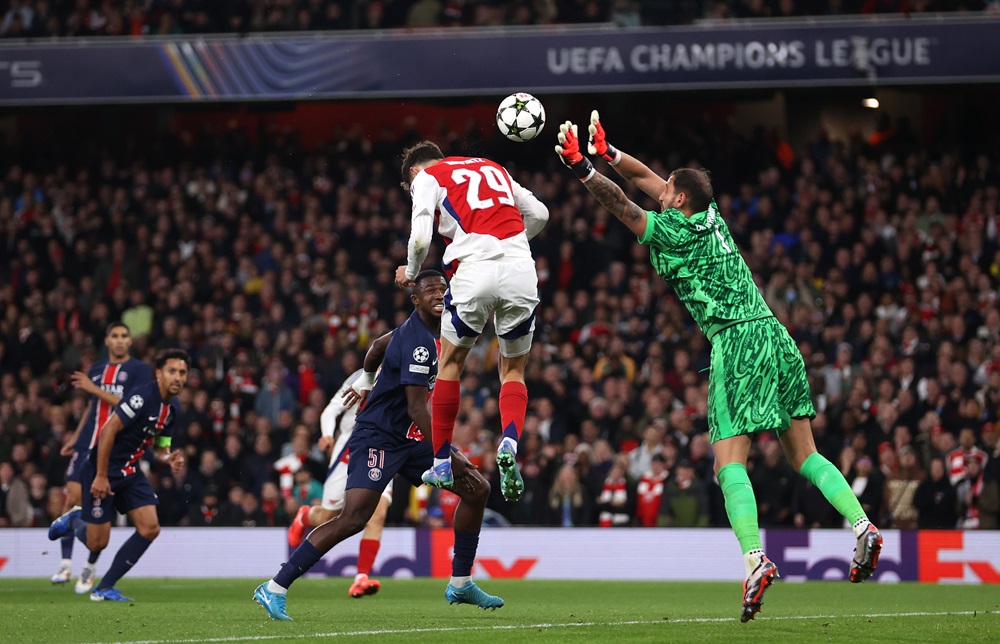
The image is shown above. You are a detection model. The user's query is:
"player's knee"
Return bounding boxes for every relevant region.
[138,524,161,540]
[88,534,109,552]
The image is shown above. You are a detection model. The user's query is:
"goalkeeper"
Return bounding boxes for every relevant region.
[555,113,883,622]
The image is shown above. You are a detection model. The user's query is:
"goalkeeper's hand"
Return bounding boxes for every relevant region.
[555,121,595,181]
[587,110,621,165]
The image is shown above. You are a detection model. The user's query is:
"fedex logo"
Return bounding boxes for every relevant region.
[765,529,917,582]
[305,529,537,579]
[918,531,1000,583]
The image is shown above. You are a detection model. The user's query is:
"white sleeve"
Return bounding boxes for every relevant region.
[511,177,549,241]
[406,172,440,280]
[320,395,344,439]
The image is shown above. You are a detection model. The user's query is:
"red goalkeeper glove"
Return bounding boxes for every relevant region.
[587,110,622,165]
[555,121,595,181]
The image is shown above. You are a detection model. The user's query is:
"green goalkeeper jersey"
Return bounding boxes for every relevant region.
[638,200,773,340]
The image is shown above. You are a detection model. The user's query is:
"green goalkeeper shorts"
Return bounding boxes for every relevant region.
[706,316,816,444]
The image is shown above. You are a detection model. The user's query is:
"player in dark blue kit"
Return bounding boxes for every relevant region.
[254,271,502,621]
[48,349,190,602]
[49,322,151,593]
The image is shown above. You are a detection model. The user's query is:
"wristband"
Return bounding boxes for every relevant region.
[571,157,596,182]
[356,370,376,390]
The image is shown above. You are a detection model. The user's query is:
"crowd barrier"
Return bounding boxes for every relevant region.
[2,528,997,583]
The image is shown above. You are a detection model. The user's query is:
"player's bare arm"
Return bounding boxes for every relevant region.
[71,371,122,407]
[557,120,647,238]
[92,414,125,498]
[405,385,432,436]
[155,446,184,474]
[583,173,648,238]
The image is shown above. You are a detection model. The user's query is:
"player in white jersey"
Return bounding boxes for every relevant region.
[394,141,549,503]
[287,332,393,598]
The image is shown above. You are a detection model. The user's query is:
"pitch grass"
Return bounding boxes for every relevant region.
[1,578,998,643]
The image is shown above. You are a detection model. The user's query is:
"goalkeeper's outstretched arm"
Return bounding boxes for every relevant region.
[588,110,667,204]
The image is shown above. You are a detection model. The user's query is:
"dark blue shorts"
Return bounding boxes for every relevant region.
[80,458,159,524]
[64,450,87,485]
[346,427,433,493]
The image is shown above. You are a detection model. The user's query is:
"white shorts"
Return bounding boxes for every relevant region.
[442,257,538,357]
[321,432,393,512]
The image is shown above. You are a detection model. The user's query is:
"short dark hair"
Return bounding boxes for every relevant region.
[400,141,444,190]
[413,269,447,291]
[154,348,191,370]
[669,168,713,213]
[105,321,130,336]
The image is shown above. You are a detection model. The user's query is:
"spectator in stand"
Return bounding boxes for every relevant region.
[957,456,988,529]
[545,463,590,527]
[635,453,669,527]
[947,427,990,486]
[913,457,959,529]
[596,456,634,527]
[658,459,710,527]
[750,438,794,526]
[0,462,30,526]
[883,446,924,529]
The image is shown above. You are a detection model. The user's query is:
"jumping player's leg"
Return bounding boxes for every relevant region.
[708,321,780,622]
[430,339,471,470]
[495,352,530,502]
[779,420,882,582]
[90,503,160,602]
[445,450,503,609]
[771,318,881,582]
[429,263,495,484]
[492,260,538,502]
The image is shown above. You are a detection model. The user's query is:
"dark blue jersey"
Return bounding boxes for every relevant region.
[355,311,439,445]
[108,380,178,478]
[76,357,153,453]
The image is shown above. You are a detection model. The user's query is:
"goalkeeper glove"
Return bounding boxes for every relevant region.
[555,121,595,182]
[587,110,621,165]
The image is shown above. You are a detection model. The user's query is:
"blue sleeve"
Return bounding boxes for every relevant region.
[398,330,433,388]
[112,384,151,429]
[122,360,153,395]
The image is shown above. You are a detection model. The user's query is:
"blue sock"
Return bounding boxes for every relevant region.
[452,531,480,577]
[74,521,88,547]
[60,534,74,560]
[501,422,518,442]
[88,549,100,565]
[94,532,152,591]
[434,442,452,460]
[273,540,323,590]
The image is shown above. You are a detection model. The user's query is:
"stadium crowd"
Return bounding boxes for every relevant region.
[0,0,997,39]
[1,96,999,533]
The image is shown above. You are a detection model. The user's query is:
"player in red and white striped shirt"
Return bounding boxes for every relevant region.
[395,141,549,503]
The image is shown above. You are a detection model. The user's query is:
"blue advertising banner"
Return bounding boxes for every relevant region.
[0,17,998,105]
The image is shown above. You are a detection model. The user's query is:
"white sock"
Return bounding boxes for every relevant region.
[450,575,471,588]
[433,456,451,468]
[852,518,872,539]
[354,573,368,583]
[499,436,518,454]
[61,558,72,568]
[81,562,95,573]
[266,579,287,595]
[744,549,765,578]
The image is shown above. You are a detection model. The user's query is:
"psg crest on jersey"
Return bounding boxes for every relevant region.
[368,468,382,482]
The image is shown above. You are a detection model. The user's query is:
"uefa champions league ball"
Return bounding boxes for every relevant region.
[496,93,546,143]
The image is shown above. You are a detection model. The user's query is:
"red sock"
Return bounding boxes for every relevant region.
[300,506,312,528]
[499,381,529,443]
[432,379,461,457]
[357,538,380,576]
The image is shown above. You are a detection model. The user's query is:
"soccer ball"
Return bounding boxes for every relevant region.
[496,93,546,143]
